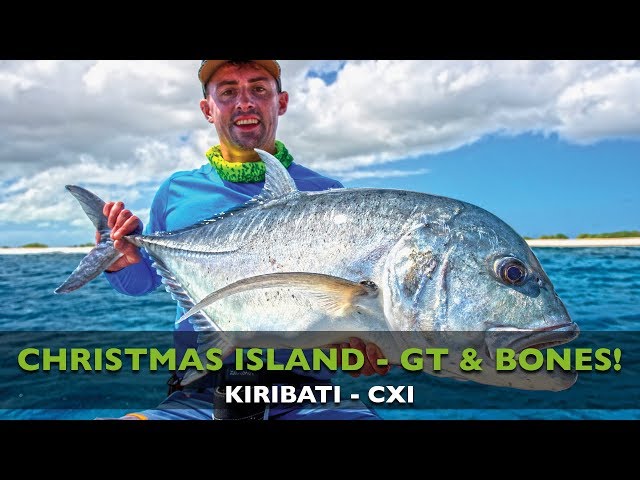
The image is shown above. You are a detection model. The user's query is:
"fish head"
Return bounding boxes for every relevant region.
[382,200,579,391]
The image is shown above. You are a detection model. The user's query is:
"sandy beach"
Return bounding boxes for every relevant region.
[525,238,640,247]
[0,246,93,255]
[1,238,640,254]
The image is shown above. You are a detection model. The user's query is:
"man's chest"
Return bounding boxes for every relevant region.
[164,194,257,231]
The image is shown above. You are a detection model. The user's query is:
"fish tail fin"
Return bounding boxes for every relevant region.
[53,185,124,294]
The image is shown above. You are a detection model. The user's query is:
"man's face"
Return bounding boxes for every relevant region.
[203,62,288,152]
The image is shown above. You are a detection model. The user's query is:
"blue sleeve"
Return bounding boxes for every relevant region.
[103,248,162,296]
[103,179,170,296]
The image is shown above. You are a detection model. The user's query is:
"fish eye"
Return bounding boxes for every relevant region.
[494,257,527,286]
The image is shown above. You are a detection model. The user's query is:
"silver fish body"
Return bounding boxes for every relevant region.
[57,149,579,391]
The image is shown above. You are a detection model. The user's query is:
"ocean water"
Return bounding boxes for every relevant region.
[1,247,639,420]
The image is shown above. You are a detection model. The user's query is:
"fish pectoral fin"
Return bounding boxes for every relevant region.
[177,272,380,323]
[305,278,380,317]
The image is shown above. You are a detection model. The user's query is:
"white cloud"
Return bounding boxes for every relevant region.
[0,60,639,243]
[339,168,431,181]
[279,60,640,171]
[0,139,204,226]
[0,60,61,100]
[556,62,640,142]
[82,60,193,99]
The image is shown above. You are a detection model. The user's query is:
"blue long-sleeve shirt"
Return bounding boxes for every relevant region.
[104,160,343,377]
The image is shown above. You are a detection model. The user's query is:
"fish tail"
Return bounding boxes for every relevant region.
[53,185,124,294]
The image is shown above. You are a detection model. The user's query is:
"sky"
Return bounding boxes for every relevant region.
[0,60,638,247]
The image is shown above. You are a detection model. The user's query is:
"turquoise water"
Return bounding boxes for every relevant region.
[1,247,639,419]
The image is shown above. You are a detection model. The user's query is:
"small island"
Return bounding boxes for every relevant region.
[1,231,639,254]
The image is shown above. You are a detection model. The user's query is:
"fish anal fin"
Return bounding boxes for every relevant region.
[180,333,235,387]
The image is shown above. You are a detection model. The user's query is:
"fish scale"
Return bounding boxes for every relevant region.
[56,149,580,392]
[137,189,422,335]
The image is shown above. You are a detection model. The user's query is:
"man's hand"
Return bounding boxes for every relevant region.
[332,337,391,377]
[96,201,142,272]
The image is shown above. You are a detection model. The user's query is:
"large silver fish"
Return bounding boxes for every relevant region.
[55,149,579,391]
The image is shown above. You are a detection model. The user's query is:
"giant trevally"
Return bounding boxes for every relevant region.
[55,149,579,391]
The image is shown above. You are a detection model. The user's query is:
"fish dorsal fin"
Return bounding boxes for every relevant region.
[253,148,299,202]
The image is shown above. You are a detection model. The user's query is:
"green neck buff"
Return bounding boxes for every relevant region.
[205,140,294,183]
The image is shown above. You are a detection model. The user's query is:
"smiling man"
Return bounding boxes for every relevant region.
[199,60,286,164]
[100,60,389,420]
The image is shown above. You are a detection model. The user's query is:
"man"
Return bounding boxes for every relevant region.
[101,60,389,420]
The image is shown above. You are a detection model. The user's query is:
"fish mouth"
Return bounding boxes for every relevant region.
[485,322,580,360]
[482,322,580,392]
